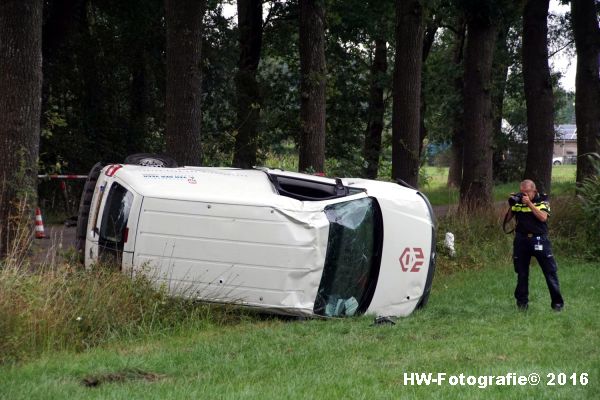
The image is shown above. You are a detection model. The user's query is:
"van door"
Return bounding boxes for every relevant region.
[95,181,136,267]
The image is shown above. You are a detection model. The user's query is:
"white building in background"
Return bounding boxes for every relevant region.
[553,124,577,164]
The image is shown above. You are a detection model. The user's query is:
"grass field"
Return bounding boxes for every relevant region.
[1,257,598,399]
[420,165,577,206]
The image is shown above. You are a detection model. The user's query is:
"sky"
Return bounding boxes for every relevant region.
[223,0,577,92]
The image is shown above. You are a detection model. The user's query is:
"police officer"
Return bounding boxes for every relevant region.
[507,179,564,311]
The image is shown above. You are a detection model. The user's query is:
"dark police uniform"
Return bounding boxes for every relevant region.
[511,193,564,310]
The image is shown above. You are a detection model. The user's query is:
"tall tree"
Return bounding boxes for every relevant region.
[447,18,467,188]
[491,9,519,183]
[459,7,498,210]
[165,0,205,166]
[571,0,600,183]
[419,14,439,157]
[233,0,263,168]
[0,0,43,257]
[298,0,326,173]
[522,0,555,194]
[362,35,388,179]
[392,0,425,187]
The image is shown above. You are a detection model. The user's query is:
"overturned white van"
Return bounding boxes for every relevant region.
[77,162,436,318]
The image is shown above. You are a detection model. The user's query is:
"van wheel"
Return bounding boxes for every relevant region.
[75,162,105,263]
[124,153,178,168]
[553,160,562,166]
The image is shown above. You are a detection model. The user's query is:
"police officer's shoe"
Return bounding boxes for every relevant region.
[552,304,564,312]
[517,303,528,311]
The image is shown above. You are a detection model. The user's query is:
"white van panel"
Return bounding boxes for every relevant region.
[133,197,330,315]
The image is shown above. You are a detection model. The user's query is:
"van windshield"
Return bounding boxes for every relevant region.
[99,182,133,250]
[314,197,383,317]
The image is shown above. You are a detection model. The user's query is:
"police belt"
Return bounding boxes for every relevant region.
[515,231,547,238]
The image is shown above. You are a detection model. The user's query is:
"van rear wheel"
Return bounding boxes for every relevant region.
[124,153,178,168]
[75,162,105,262]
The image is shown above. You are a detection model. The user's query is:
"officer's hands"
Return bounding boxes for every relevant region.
[522,194,533,206]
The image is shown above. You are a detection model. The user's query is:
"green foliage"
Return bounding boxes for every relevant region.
[423,28,463,144]
[576,153,600,256]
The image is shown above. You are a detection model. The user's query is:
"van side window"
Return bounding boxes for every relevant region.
[99,183,133,250]
[313,197,383,317]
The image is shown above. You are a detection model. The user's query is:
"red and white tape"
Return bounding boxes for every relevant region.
[38,174,88,180]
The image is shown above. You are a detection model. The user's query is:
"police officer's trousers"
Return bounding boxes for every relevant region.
[513,233,564,308]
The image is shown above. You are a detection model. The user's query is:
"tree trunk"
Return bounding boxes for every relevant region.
[392,0,424,188]
[447,20,466,188]
[571,0,600,184]
[419,17,439,158]
[419,18,439,158]
[459,17,497,211]
[0,0,43,257]
[523,0,555,194]
[128,47,149,155]
[491,25,511,182]
[362,37,387,179]
[165,0,205,166]
[233,0,263,169]
[298,0,327,173]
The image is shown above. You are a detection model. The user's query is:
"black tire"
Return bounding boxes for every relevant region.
[75,162,105,262]
[123,153,178,168]
[553,160,561,166]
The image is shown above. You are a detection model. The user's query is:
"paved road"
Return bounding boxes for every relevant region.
[30,224,76,266]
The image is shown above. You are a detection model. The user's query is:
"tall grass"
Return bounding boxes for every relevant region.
[435,207,514,274]
[0,261,247,364]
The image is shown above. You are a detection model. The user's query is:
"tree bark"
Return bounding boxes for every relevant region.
[419,17,439,158]
[165,0,205,166]
[0,0,43,257]
[392,0,424,188]
[298,0,326,173]
[523,0,555,194]
[128,47,149,155]
[447,19,466,188]
[571,0,600,184]
[491,24,511,181]
[233,0,263,168]
[362,37,388,179]
[459,17,497,211]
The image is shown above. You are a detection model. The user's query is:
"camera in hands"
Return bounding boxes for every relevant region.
[508,192,524,206]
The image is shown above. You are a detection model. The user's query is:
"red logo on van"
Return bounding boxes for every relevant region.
[399,247,424,272]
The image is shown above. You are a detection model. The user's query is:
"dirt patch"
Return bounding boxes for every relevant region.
[81,368,166,387]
